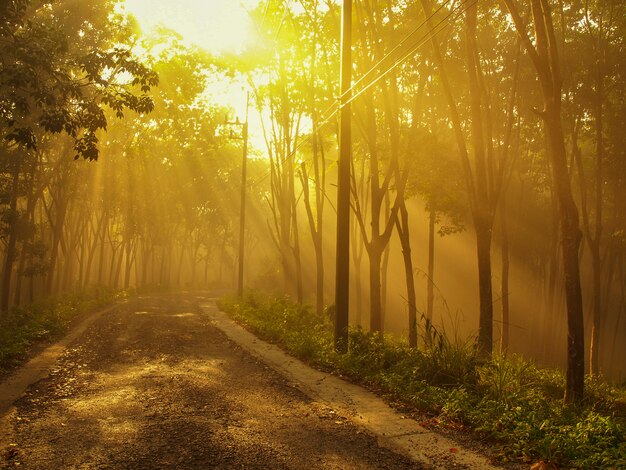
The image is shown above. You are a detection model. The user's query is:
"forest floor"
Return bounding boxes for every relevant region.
[0,292,502,469]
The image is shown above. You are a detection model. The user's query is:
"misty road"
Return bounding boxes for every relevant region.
[1,293,421,469]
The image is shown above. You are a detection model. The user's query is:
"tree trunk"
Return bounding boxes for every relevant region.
[315,238,324,314]
[369,243,383,333]
[97,222,107,286]
[14,166,38,307]
[500,197,510,353]
[396,202,417,347]
[1,158,21,312]
[427,207,436,325]
[176,235,187,287]
[380,194,391,329]
[45,194,68,296]
[351,213,364,327]
[588,59,605,376]
[368,106,383,333]
[421,0,498,357]
[467,3,495,357]
[82,214,104,288]
[546,108,585,403]
[124,239,133,289]
[292,197,303,305]
[475,214,494,356]
[502,0,585,403]
[113,243,124,289]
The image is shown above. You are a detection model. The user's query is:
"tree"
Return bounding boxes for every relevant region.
[0,0,157,311]
[296,0,339,315]
[350,0,407,334]
[0,0,157,160]
[419,0,518,356]
[410,127,466,329]
[248,2,310,303]
[565,0,624,377]
[501,0,585,403]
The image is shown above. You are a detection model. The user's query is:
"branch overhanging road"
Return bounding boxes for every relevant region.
[0,293,498,469]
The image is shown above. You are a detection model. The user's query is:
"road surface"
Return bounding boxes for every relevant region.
[1,293,422,469]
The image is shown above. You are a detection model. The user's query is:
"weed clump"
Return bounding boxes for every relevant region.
[219,291,626,469]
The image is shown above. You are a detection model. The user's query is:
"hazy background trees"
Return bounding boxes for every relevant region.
[1,0,625,389]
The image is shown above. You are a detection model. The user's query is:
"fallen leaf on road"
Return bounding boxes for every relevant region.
[530,462,555,470]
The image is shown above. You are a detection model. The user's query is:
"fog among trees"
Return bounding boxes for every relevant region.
[2,0,625,402]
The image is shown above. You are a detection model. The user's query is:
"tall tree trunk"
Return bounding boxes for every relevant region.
[547,105,585,403]
[500,196,510,353]
[300,131,326,315]
[369,243,383,333]
[218,229,228,285]
[45,192,68,296]
[1,157,21,312]
[124,239,133,289]
[113,244,124,289]
[396,202,418,347]
[351,2,403,335]
[14,164,38,307]
[82,214,105,288]
[426,207,436,325]
[421,0,500,357]
[610,252,624,372]
[503,0,586,404]
[541,189,560,363]
[380,194,391,329]
[97,220,108,285]
[108,244,119,288]
[588,54,605,377]
[351,158,367,327]
[475,215,494,354]
[292,201,303,305]
[176,235,187,287]
[467,3,495,356]
[142,242,151,287]
[351,207,364,327]
[190,239,200,288]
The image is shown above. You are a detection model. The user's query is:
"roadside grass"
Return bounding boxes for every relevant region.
[0,286,128,374]
[218,291,626,469]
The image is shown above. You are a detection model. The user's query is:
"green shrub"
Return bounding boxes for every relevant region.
[0,286,123,373]
[219,292,626,469]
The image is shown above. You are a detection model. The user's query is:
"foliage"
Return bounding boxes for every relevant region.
[219,292,626,468]
[0,286,125,373]
[0,0,158,160]
[219,291,334,363]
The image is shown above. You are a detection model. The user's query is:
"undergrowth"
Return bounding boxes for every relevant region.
[218,291,626,469]
[0,286,128,374]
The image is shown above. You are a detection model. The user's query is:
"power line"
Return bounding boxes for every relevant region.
[249,0,471,189]
[339,0,454,103]
[342,0,474,109]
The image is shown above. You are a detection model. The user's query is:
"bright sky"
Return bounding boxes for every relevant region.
[123,0,268,151]
[124,0,260,54]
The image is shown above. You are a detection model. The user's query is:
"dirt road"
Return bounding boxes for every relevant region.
[1,293,422,469]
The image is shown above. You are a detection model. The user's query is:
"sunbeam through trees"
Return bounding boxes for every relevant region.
[1,0,625,467]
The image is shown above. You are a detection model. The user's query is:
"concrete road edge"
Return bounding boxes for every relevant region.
[202,300,500,469]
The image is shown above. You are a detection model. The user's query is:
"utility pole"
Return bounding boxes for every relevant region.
[334,0,352,352]
[226,93,249,297]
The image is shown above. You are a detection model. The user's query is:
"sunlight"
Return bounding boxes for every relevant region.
[122,0,267,153]
[123,0,259,53]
